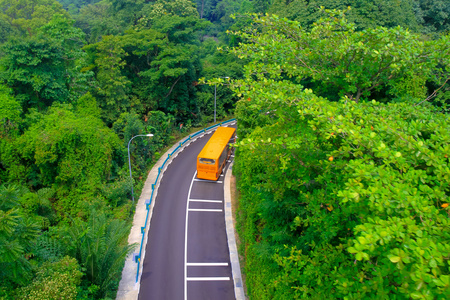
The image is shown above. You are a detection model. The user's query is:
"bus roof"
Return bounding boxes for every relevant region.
[198,127,235,160]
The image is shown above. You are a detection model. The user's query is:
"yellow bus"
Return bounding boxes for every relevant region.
[197,127,236,181]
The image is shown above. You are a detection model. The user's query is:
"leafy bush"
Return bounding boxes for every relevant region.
[231,11,450,300]
[18,256,82,300]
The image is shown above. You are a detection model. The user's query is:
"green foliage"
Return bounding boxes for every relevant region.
[75,0,120,43]
[0,184,40,290]
[198,39,242,122]
[231,10,450,300]
[196,0,255,22]
[0,0,70,35]
[84,34,134,125]
[235,88,450,300]
[415,0,450,35]
[66,212,136,298]
[56,0,103,14]
[144,110,176,148]
[75,92,102,118]
[84,13,209,123]
[33,228,66,263]
[1,35,69,111]
[38,15,92,100]
[0,0,249,298]
[0,84,21,138]
[113,111,153,182]
[0,12,17,43]
[229,11,449,103]
[0,15,91,113]
[268,0,420,31]
[142,0,199,21]
[17,256,82,300]
[8,104,122,216]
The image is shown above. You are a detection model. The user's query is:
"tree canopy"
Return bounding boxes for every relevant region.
[0,0,448,298]
[229,11,450,299]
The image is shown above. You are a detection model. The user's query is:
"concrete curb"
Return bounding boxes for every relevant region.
[224,163,246,300]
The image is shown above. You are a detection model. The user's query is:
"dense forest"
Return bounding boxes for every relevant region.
[0,0,448,299]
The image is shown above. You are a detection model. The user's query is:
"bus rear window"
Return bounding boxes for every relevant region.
[199,158,215,165]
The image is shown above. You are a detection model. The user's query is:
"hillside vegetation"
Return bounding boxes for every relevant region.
[229,9,450,300]
[0,0,448,298]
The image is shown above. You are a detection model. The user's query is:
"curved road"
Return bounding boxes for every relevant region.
[138,125,236,300]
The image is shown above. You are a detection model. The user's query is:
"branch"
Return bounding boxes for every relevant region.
[165,76,181,98]
[415,76,450,106]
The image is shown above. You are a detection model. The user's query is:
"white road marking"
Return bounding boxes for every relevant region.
[194,179,223,183]
[188,209,223,212]
[189,199,222,203]
[187,277,230,281]
[187,263,228,266]
[184,171,197,300]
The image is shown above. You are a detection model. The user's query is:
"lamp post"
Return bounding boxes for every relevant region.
[214,76,229,123]
[128,134,153,203]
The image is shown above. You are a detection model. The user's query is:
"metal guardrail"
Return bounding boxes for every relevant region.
[134,118,237,282]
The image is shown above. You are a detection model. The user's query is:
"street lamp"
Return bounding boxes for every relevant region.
[214,76,229,123]
[128,134,153,203]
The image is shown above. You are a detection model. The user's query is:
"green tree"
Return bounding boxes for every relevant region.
[56,0,103,14]
[67,212,135,298]
[0,0,69,35]
[0,184,40,293]
[0,12,17,43]
[84,34,134,125]
[415,0,450,35]
[0,15,91,113]
[230,10,448,103]
[0,85,21,138]
[38,15,91,101]
[7,104,122,216]
[85,12,209,123]
[229,9,450,300]
[75,0,120,43]
[1,35,69,111]
[268,0,420,31]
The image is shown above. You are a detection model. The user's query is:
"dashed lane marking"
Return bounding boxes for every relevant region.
[189,199,223,203]
[187,263,228,266]
[188,209,223,212]
[187,277,230,281]
[194,179,223,183]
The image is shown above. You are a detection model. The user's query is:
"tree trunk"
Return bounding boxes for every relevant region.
[200,0,205,19]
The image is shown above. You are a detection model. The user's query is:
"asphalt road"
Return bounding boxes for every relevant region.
[138,126,236,300]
